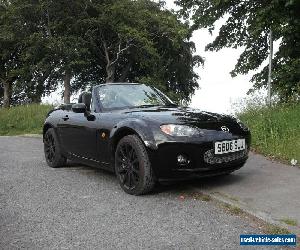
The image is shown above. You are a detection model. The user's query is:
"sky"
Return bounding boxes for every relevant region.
[188,29,254,114]
[164,0,256,114]
[43,0,264,114]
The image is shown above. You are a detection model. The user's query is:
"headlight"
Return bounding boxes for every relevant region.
[160,124,203,137]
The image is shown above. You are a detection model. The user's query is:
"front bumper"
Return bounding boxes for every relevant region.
[148,141,249,180]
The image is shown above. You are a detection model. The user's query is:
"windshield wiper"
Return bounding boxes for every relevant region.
[130,103,178,109]
[164,103,178,107]
[134,104,159,108]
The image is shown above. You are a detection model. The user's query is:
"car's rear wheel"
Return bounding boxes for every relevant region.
[115,135,155,195]
[44,128,67,168]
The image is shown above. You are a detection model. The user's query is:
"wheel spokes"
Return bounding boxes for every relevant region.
[131,172,139,185]
[127,172,132,187]
[117,143,140,190]
[45,134,55,163]
[118,168,127,174]
[122,171,128,185]
[119,147,127,159]
[128,148,134,161]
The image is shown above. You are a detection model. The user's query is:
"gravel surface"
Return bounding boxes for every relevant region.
[0,136,274,249]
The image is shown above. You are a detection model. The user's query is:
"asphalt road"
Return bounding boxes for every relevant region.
[0,136,272,249]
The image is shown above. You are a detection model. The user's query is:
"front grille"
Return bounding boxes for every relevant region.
[204,148,248,165]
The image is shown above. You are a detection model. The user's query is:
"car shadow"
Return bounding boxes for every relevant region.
[153,172,248,195]
[59,161,248,196]
[192,172,248,189]
[61,161,116,177]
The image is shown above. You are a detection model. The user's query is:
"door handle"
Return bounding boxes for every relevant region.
[62,115,69,121]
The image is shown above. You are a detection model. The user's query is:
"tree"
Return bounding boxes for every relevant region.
[0,0,60,106]
[74,0,203,102]
[1,0,202,105]
[0,1,23,108]
[176,0,300,102]
[38,0,90,104]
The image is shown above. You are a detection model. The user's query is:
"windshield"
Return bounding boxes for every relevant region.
[96,84,175,111]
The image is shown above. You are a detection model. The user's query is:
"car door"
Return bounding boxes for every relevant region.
[57,111,99,161]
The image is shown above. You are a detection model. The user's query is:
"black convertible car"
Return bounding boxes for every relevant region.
[43,83,250,195]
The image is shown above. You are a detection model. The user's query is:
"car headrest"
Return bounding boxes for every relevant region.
[78,92,92,111]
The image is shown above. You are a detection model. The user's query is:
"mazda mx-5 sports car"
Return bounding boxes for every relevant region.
[43,83,251,195]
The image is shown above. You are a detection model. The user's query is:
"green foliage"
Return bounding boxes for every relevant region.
[0,0,67,105]
[280,218,298,226]
[75,0,203,102]
[0,0,27,106]
[265,224,290,235]
[0,0,203,105]
[176,0,300,102]
[0,104,52,135]
[238,103,300,163]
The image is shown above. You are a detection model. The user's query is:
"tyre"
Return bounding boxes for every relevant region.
[115,135,155,195]
[44,128,67,168]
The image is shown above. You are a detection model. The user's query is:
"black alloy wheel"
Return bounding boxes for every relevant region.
[116,143,140,190]
[44,132,56,163]
[115,135,155,195]
[44,128,66,168]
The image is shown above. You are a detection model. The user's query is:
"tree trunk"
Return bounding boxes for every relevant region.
[3,81,11,108]
[0,85,4,99]
[31,95,42,104]
[118,62,132,82]
[106,64,115,83]
[63,71,71,104]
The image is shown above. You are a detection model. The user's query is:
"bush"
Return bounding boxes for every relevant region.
[0,104,52,136]
[238,103,300,164]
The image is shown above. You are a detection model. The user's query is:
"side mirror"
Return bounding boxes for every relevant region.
[72,103,87,113]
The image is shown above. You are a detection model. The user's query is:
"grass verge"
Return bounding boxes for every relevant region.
[238,103,300,165]
[0,104,52,136]
[280,218,298,227]
[265,224,291,235]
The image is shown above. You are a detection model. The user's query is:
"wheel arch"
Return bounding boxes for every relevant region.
[43,123,54,141]
[110,127,143,158]
[110,119,157,159]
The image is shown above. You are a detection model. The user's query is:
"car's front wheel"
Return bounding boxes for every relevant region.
[115,135,155,195]
[44,128,67,168]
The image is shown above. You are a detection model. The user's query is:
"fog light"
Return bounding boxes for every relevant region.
[177,154,190,166]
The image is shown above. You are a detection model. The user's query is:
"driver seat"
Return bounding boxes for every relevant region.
[78,92,92,111]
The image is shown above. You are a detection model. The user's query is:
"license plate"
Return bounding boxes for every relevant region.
[214,139,246,155]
